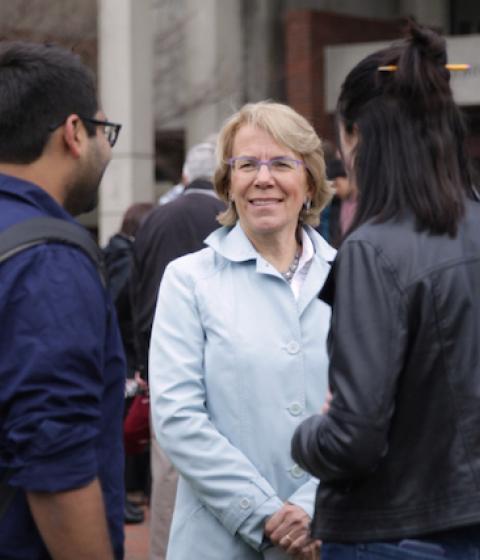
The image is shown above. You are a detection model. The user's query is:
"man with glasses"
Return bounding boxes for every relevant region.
[0,41,124,559]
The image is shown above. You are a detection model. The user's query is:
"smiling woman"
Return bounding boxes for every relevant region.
[149,101,336,560]
[227,124,309,267]
[215,101,333,274]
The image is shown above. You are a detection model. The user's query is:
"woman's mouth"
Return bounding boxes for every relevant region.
[249,198,282,206]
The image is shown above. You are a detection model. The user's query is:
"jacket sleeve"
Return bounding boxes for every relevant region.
[291,239,408,482]
[149,261,283,551]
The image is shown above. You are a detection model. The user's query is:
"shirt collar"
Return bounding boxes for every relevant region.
[0,172,75,222]
[298,227,314,269]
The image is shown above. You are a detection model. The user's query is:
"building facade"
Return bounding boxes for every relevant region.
[1,0,478,240]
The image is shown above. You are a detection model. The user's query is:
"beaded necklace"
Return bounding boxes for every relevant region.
[281,246,302,283]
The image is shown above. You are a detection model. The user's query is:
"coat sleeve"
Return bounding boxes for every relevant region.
[291,239,408,482]
[286,477,318,518]
[149,261,283,551]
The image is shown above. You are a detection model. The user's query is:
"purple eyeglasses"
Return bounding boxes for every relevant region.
[227,156,306,175]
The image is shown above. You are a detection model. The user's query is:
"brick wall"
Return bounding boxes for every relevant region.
[285,10,401,141]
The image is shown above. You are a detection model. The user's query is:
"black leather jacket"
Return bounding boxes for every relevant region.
[292,198,480,542]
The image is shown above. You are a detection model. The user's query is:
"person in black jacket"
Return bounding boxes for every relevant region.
[291,20,480,559]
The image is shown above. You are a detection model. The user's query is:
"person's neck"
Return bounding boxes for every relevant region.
[244,225,301,274]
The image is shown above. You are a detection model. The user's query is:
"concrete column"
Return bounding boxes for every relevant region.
[98,0,155,245]
[184,0,244,149]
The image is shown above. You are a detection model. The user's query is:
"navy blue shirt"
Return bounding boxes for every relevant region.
[0,174,125,559]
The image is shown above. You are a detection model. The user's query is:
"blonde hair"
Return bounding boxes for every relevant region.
[214,101,333,226]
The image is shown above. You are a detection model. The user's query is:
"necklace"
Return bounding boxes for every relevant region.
[281,246,302,283]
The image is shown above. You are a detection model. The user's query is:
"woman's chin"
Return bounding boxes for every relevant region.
[242,219,295,239]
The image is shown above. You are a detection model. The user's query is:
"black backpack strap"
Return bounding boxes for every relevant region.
[0,217,106,286]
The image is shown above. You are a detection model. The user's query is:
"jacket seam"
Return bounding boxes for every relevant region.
[430,273,479,490]
[407,256,480,290]
[344,239,406,299]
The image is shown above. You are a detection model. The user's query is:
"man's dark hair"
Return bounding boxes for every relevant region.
[337,20,474,237]
[0,41,98,164]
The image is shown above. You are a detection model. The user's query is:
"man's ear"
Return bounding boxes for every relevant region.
[62,114,85,158]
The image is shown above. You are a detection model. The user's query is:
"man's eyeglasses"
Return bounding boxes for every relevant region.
[48,116,122,148]
[81,117,122,148]
[227,156,306,176]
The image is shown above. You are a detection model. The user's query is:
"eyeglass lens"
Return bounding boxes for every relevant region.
[231,157,301,174]
[105,125,115,147]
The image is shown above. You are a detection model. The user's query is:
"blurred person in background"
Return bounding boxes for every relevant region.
[104,202,154,383]
[157,131,216,206]
[315,140,337,243]
[325,158,357,248]
[149,101,335,559]
[158,181,184,205]
[131,136,225,559]
[103,202,154,525]
[292,21,480,560]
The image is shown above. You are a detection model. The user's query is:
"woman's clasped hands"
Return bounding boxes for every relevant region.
[265,502,321,559]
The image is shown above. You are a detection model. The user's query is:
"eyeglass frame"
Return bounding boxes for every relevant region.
[81,117,122,147]
[48,115,122,148]
[227,156,307,174]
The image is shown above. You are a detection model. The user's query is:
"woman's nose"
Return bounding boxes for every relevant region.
[255,162,274,184]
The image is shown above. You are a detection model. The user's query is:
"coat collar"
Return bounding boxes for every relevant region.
[206,223,336,315]
[205,223,257,262]
[205,222,336,264]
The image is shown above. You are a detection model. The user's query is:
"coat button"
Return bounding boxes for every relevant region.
[290,464,304,478]
[240,497,250,509]
[289,402,303,416]
[286,341,300,354]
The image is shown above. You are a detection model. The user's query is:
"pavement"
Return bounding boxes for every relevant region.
[125,503,150,560]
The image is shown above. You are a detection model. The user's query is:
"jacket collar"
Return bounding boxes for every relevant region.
[184,178,215,192]
[205,222,336,264]
[0,172,74,223]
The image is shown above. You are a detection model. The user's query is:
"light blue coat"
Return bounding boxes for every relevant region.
[149,224,335,559]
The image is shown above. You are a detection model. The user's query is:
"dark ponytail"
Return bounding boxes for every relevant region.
[338,20,474,236]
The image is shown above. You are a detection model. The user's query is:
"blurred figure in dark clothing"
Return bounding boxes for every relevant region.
[131,136,225,560]
[104,202,154,379]
[131,139,225,378]
[103,202,154,525]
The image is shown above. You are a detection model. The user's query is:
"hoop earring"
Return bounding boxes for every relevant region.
[303,198,312,212]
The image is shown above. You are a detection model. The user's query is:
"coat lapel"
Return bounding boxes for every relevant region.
[297,255,331,316]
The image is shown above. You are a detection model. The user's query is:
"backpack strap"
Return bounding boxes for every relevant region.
[0,216,106,286]
[0,217,106,520]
